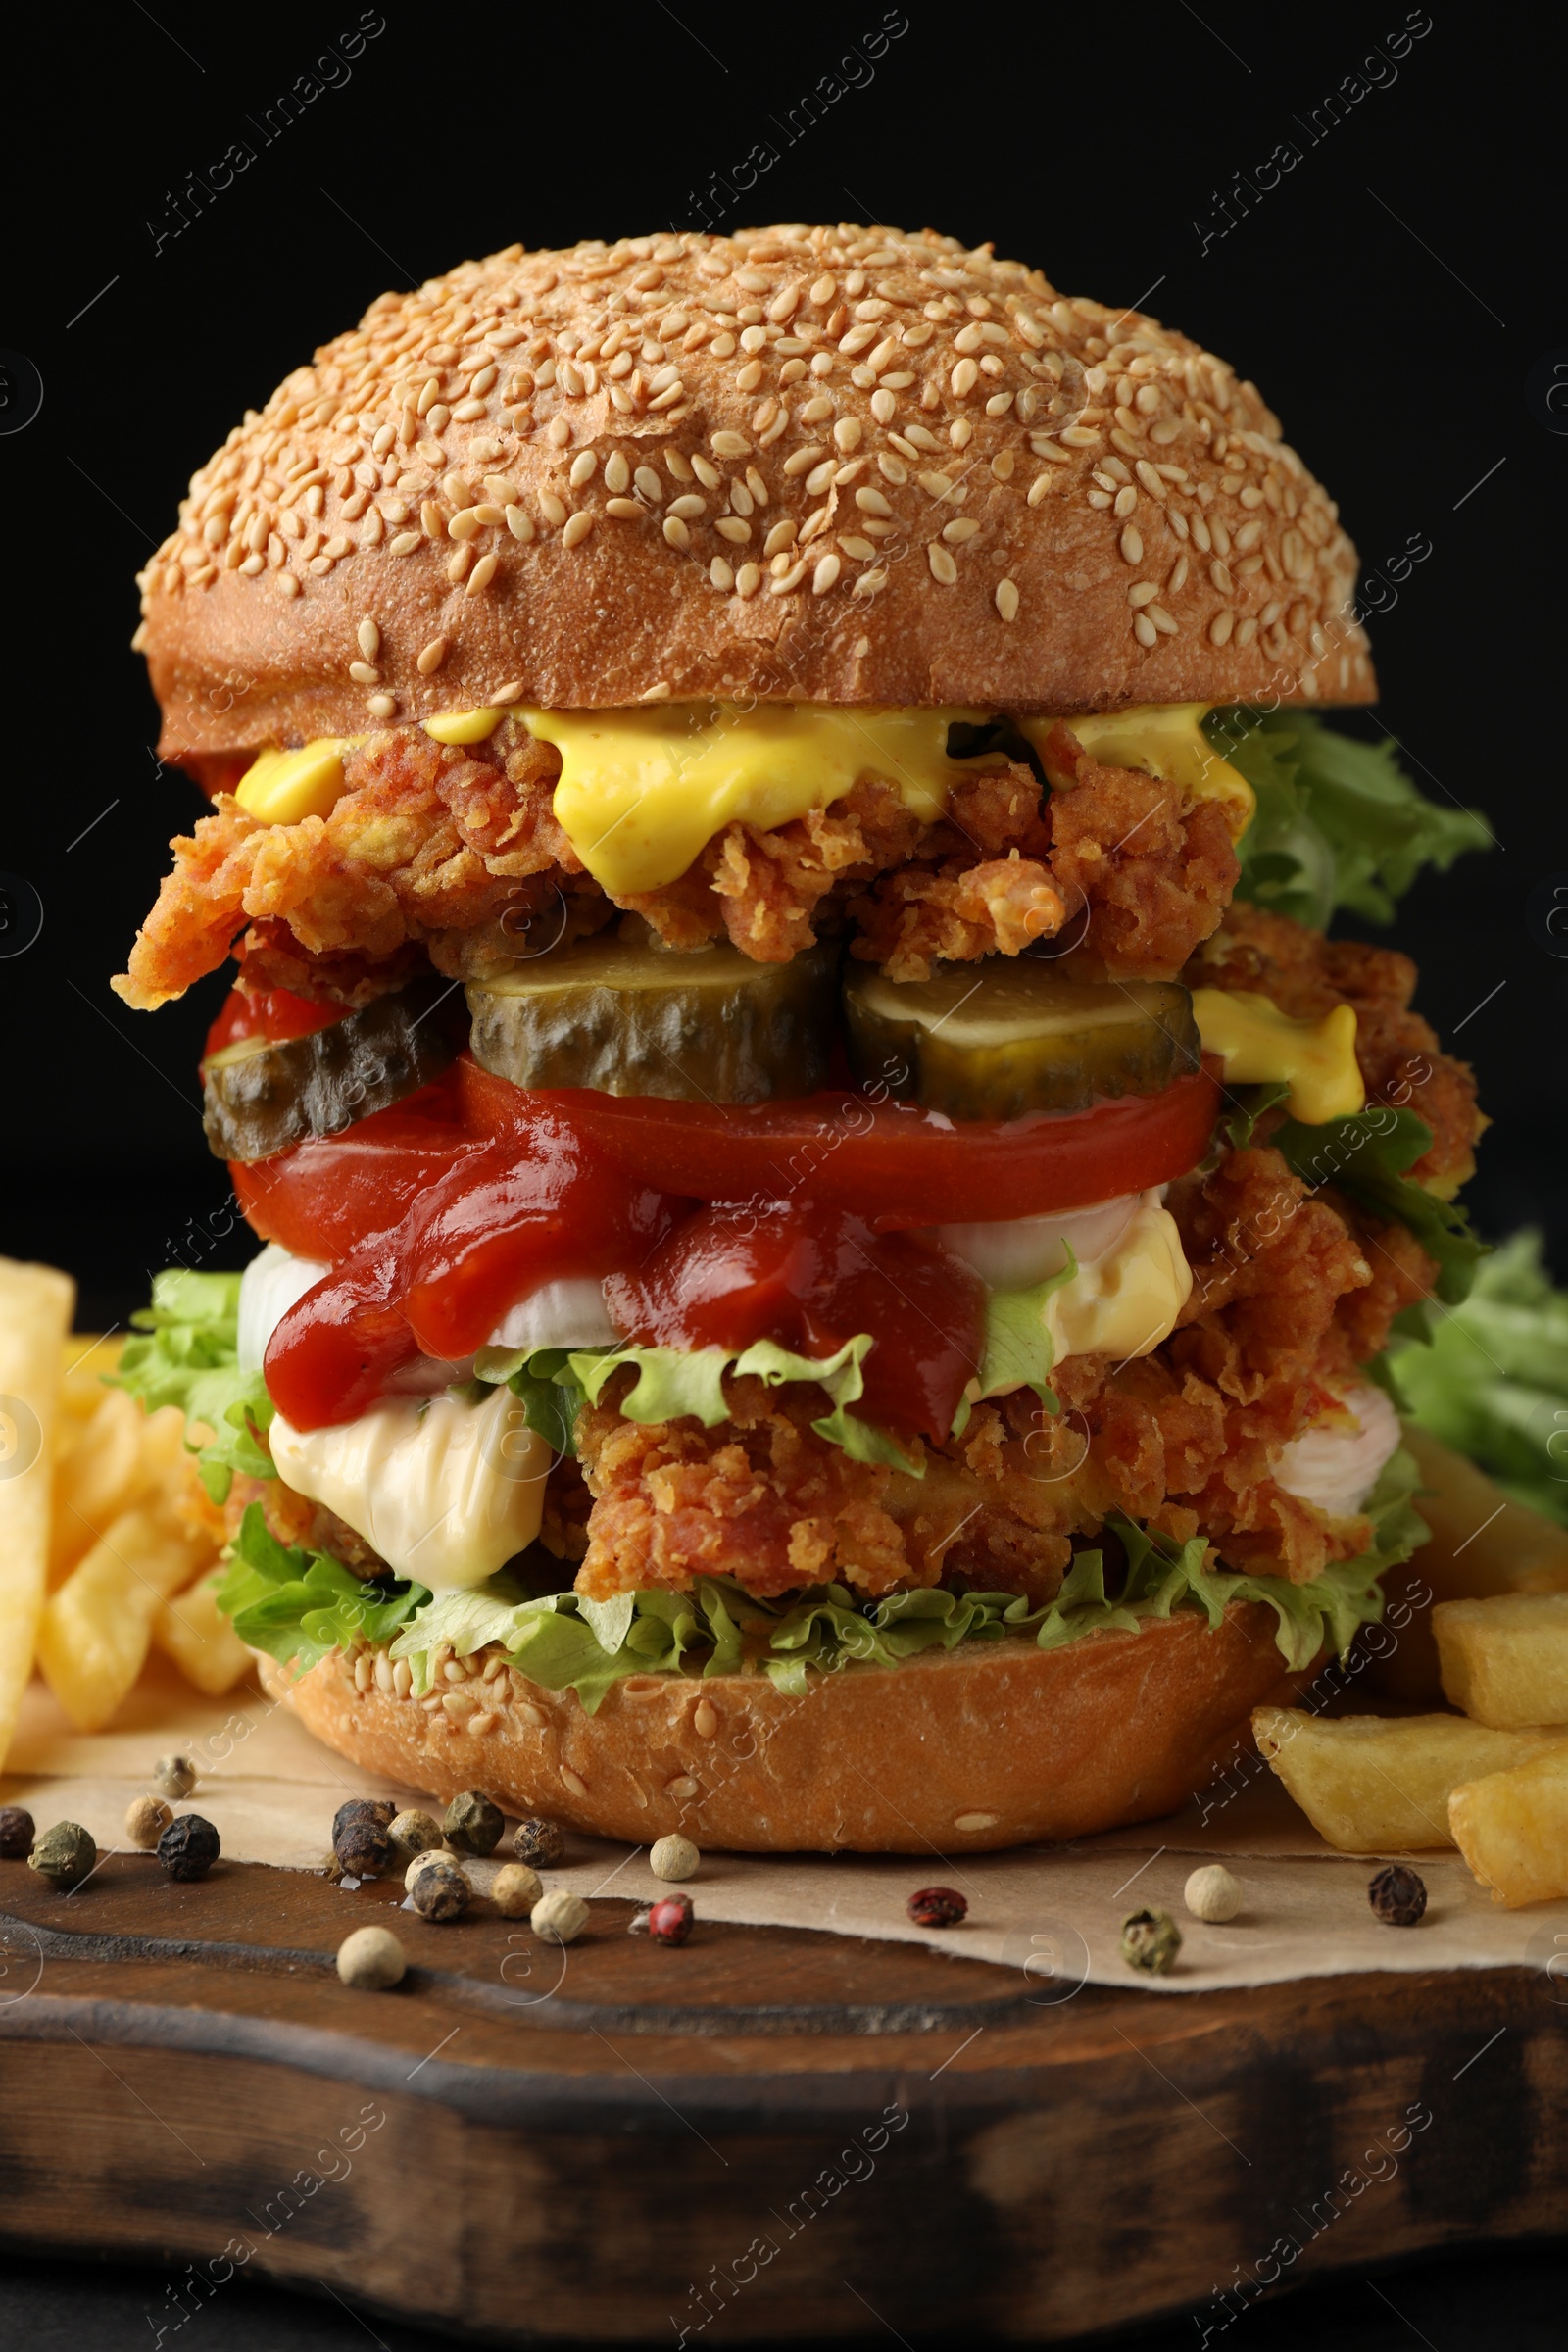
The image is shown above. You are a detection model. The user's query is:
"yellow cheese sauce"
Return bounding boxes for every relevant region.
[1018,704,1255,839]
[1193,988,1365,1124]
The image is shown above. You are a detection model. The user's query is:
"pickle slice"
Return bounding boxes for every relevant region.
[467,936,838,1103]
[202,978,458,1163]
[844,957,1200,1119]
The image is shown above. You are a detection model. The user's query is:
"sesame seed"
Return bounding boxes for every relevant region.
[839,536,877,560]
[1169,552,1190,593]
[417,637,448,675]
[942,517,980,543]
[667,495,707,519]
[714,516,751,543]
[569,452,598,487]
[852,567,888,597]
[536,493,565,528]
[1027,473,1053,507]
[1208,609,1236,646]
[800,397,833,423]
[606,499,641,519]
[420,499,444,538]
[367,692,396,718]
[856,487,893,518]
[763,519,798,556]
[735,562,761,597]
[1209,559,1235,596]
[388,531,421,556]
[770,559,808,595]
[834,417,862,452]
[634,467,663,504]
[1113,486,1138,519]
[1149,604,1178,634]
[927,544,958,585]
[1128,581,1157,608]
[812,552,841,594]
[710,557,734,590]
[1133,612,1157,647]
[995,579,1019,622]
[358,618,380,660]
[710,431,750,459]
[562,512,594,549]
[991,450,1015,481]
[547,416,571,447]
[1119,525,1144,564]
[736,361,763,392]
[690,453,721,489]
[605,452,630,494]
[466,550,500,592]
[809,275,836,305]
[870,389,896,423]
[506,506,535,542]
[448,508,483,541]
[951,358,979,397]
[783,445,825,477]
[662,515,691,550]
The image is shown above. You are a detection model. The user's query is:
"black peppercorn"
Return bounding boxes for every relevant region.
[513,1816,566,1868]
[334,1819,392,1879]
[0,1806,34,1860]
[412,1859,470,1922]
[158,1814,221,1883]
[444,1789,504,1857]
[907,1886,968,1929]
[1369,1864,1427,1927]
[647,1893,694,1946]
[332,1796,396,1845]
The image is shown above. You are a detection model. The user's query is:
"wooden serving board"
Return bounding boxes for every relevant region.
[0,1854,1561,2343]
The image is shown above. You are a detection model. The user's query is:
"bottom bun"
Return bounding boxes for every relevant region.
[259,1600,1295,1853]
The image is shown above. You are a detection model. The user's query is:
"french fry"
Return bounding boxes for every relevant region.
[0,1258,74,1768]
[1449,1748,1568,1908]
[35,1502,212,1732]
[50,1388,146,1581]
[1434,1592,1568,1729]
[57,1331,124,1420]
[1252,1704,1568,1852]
[154,1566,253,1696]
[1362,1428,1568,1707]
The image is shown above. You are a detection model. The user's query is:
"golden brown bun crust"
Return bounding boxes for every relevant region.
[257,1601,1290,1853]
[140,225,1373,761]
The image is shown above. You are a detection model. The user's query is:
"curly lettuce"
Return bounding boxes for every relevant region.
[1391,1231,1568,1524]
[216,1503,429,1673]
[1268,1105,1486,1308]
[1208,708,1492,931]
[113,1269,275,1503]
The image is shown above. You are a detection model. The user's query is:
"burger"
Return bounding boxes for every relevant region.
[112,222,1489,1851]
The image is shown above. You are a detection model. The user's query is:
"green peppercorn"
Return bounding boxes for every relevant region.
[1121,1906,1182,1977]
[412,1859,470,1922]
[159,1814,220,1882]
[386,1808,444,1866]
[29,1821,96,1888]
[444,1789,504,1858]
[513,1815,566,1868]
[0,1806,35,1860]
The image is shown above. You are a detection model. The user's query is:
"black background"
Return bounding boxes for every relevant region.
[7,1,1568,1333]
[3,10,1567,2330]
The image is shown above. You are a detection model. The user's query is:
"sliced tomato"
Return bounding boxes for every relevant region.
[205,985,347,1061]
[458,1056,1222,1226]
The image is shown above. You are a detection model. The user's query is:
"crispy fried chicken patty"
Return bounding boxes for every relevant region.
[114,718,1237,1008]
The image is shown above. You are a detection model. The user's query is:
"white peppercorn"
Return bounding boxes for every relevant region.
[124,1796,172,1851]
[1184,1864,1243,1924]
[491,1863,543,1917]
[387,1808,444,1866]
[531,1888,590,1945]
[336,1925,407,1989]
[649,1833,701,1882]
[153,1755,197,1800]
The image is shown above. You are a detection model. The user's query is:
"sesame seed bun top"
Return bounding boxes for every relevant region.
[137,223,1375,760]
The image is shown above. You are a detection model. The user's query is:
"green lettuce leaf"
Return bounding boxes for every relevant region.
[568,1334,922,1476]
[1210,708,1492,930]
[1220,1080,1292,1152]
[216,1504,429,1673]
[376,1460,1421,1708]
[474,1346,588,1458]
[1391,1231,1568,1524]
[951,1253,1077,1438]
[113,1269,275,1503]
[1268,1105,1486,1307]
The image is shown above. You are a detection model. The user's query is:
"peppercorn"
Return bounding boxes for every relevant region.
[513,1816,566,1868]
[28,1821,96,1888]
[649,1833,701,1883]
[152,1755,197,1800]
[404,1850,450,1896]
[412,1859,470,1922]
[1184,1864,1243,1924]
[386,1808,444,1866]
[1121,1907,1182,1976]
[123,1796,172,1852]
[530,1889,590,1945]
[1369,1864,1428,1927]
[907,1886,968,1929]
[444,1789,504,1858]
[648,1893,694,1947]
[158,1814,220,1883]
[336,1925,407,1990]
[332,1796,396,1845]
[491,1863,543,1918]
[334,1819,392,1880]
[0,1806,34,1860]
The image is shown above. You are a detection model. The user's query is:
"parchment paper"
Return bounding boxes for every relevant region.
[6,1662,1564,1995]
